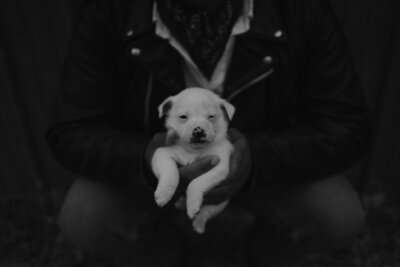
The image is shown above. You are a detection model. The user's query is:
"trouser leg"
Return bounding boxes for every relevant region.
[58,178,183,264]
[59,174,365,265]
[242,175,365,265]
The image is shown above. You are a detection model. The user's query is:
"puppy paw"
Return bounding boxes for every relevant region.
[186,196,202,219]
[192,213,208,234]
[186,185,203,219]
[154,189,173,207]
[187,205,200,219]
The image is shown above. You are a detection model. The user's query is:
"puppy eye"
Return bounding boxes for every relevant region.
[208,115,216,120]
[179,115,188,120]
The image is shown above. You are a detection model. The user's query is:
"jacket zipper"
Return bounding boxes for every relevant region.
[227,68,275,101]
[144,74,153,131]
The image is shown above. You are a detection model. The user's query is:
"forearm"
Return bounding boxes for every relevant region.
[46,120,150,184]
[247,114,372,188]
[243,0,372,188]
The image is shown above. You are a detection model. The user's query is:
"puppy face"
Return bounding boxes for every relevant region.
[158,88,235,150]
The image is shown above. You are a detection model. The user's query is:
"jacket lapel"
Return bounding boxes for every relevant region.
[124,0,185,94]
[123,0,287,97]
[223,0,287,98]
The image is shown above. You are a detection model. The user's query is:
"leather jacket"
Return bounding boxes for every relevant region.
[46,0,371,190]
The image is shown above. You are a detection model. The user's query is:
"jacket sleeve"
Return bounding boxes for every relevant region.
[247,0,372,188]
[46,1,151,184]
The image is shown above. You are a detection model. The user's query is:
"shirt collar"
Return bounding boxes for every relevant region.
[153,0,254,39]
[232,0,254,35]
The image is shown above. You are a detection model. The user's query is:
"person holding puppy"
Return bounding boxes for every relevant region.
[47,0,371,265]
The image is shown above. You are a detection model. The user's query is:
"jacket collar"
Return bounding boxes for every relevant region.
[247,0,286,41]
[125,0,154,38]
[124,0,185,94]
[125,0,286,42]
[223,0,287,97]
[124,0,286,93]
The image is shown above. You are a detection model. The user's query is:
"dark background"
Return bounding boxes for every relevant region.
[0,0,399,213]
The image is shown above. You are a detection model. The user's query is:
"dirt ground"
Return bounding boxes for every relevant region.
[1,194,400,267]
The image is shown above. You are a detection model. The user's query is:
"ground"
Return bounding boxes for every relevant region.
[1,194,400,267]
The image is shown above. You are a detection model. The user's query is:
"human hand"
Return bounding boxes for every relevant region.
[144,132,220,188]
[145,129,251,207]
[172,155,220,210]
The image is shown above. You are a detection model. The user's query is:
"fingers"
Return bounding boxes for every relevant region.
[179,155,220,181]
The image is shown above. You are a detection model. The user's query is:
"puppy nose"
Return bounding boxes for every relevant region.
[192,127,206,139]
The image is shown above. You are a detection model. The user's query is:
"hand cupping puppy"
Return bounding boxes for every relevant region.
[144,88,251,233]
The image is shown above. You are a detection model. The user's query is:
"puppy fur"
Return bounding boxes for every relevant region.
[151,87,235,233]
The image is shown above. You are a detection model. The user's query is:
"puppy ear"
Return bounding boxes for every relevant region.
[158,97,174,119]
[220,100,235,121]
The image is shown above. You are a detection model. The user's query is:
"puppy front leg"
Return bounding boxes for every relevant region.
[151,147,179,207]
[186,160,229,218]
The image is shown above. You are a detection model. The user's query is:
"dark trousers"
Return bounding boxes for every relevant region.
[59,175,364,265]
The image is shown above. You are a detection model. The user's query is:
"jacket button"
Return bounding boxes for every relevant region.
[131,48,141,56]
[274,30,283,38]
[263,56,273,64]
[126,29,134,37]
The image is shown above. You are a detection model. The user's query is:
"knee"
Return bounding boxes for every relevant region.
[59,179,184,264]
[315,194,365,251]
[291,175,366,252]
[250,205,365,265]
[59,179,138,256]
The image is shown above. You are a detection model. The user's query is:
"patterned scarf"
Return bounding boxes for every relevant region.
[157,0,243,79]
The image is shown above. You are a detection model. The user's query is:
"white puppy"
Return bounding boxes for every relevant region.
[151,87,235,234]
